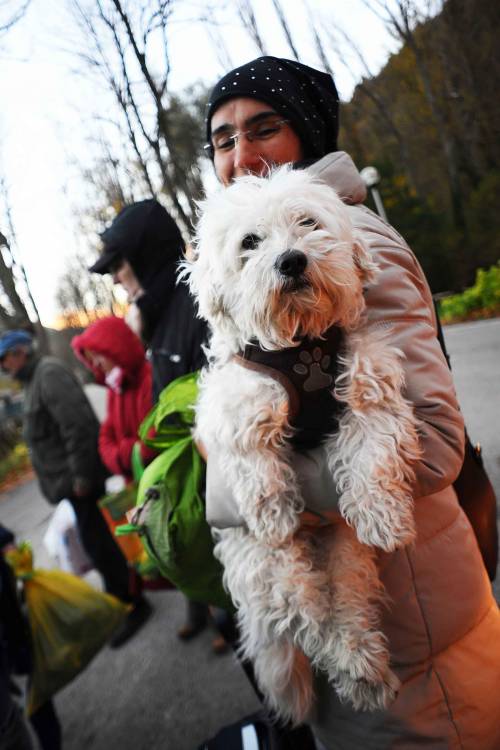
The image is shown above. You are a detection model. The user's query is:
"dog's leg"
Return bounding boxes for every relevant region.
[252,639,314,726]
[216,529,330,657]
[315,522,400,711]
[215,529,320,724]
[330,330,421,551]
[231,448,303,545]
[197,363,304,545]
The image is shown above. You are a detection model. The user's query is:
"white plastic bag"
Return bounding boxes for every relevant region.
[104,474,126,494]
[43,499,93,576]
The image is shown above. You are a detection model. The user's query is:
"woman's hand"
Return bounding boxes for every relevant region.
[195,438,208,462]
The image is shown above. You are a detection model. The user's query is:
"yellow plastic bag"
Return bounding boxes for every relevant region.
[6,543,129,714]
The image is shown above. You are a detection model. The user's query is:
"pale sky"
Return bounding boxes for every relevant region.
[0,0,400,326]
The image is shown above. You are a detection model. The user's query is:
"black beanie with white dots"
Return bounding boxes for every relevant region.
[205,56,340,160]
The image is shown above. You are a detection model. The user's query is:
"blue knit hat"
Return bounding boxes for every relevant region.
[0,330,33,359]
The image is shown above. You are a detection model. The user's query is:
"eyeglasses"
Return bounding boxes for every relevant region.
[204,118,290,157]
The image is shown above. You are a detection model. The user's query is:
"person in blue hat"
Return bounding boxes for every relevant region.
[0,330,33,370]
[0,330,152,648]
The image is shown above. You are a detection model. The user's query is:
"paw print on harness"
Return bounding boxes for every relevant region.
[293,347,334,392]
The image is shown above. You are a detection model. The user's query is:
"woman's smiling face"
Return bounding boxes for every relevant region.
[210,97,304,185]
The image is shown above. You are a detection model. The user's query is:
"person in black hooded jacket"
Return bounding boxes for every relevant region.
[89,200,227,650]
[89,199,207,400]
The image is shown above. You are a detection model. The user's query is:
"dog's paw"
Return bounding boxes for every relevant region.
[337,337,406,411]
[349,499,415,552]
[334,667,400,712]
[324,626,393,687]
[253,642,314,727]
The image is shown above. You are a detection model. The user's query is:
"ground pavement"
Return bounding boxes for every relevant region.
[0,318,499,749]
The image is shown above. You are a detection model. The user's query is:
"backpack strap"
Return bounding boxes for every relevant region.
[433,300,451,369]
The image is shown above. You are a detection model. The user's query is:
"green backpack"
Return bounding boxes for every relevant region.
[117,372,232,611]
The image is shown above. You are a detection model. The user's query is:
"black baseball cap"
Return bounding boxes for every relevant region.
[88,200,184,278]
[88,245,123,274]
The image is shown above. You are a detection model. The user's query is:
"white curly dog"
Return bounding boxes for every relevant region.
[182,167,421,725]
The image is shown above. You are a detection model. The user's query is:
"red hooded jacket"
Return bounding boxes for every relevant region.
[72,316,155,480]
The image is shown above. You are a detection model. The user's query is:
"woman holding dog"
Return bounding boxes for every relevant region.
[201,57,500,750]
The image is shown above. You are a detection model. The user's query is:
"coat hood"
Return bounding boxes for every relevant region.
[72,316,146,383]
[89,199,184,291]
[307,151,367,206]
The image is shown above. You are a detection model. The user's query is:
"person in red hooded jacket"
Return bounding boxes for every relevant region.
[72,316,155,482]
[73,316,229,653]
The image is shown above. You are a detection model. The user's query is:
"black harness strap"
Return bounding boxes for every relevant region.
[233,326,343,449]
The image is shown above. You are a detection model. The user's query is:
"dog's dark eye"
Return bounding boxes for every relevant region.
[241,234,261,250]
[299,218,317,227]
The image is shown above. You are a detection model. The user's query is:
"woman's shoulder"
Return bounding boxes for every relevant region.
[307,153,430,312]
[347,203,435,326]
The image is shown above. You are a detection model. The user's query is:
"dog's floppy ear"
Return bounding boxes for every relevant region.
[206,286,228,321]
[182,261,236,337]
[198,282,237,338]
[353,232,379,285]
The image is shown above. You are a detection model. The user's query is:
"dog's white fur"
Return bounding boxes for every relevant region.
[181,167,421,724]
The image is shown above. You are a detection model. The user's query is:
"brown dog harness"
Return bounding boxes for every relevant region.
[233,326,343,449]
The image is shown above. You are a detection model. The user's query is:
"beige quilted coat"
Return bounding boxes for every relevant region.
[308,152,500,750]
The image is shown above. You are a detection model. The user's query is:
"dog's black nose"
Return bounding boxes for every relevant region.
[276,249,307,278]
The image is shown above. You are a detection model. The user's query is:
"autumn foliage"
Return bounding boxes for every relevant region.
[340,0,500,295]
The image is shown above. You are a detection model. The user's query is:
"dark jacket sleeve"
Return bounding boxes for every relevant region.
[39,361,100,484]
[0,525,14,550]
[149,284,208,400]
[135,367,157,467]
[191,317,208,372]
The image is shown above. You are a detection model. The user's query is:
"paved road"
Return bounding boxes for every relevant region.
[443,318,500,496]
[0,318,499,749]
[443,318,500,600]
[0,478,260,750]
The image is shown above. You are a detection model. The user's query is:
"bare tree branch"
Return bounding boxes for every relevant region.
[70,0,196,228]
[0,0,31,35]
[236,0,266,55]
[0,176,50,347]
[271,0,300,60]
[203,17,234,71]
[56,252,118,328]
[66,0,207,243]
[92,0,158,198]
[303,1,333,76]
[108,0,200,222]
